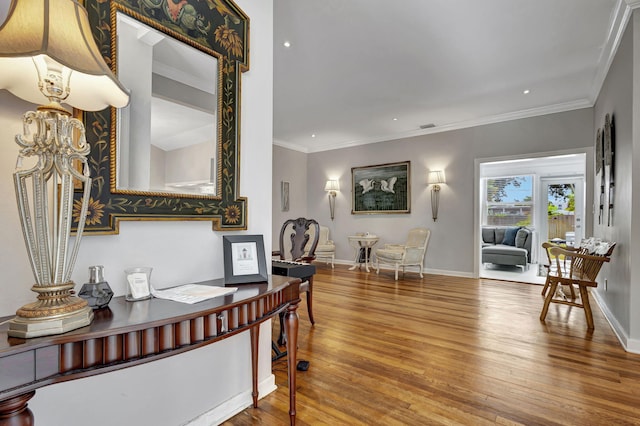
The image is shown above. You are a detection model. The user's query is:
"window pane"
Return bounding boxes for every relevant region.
[485,176,532,226]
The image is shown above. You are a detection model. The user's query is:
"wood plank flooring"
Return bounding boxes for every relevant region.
[223,266,640,425]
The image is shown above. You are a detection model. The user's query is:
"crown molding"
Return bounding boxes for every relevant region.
[590,0,640,102]
[273,138,309,153]
[302,99,592,153]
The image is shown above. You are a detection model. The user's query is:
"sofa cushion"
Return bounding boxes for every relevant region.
[482,228,495,244]
[515,228,529,248]
[501,227,520,246]
[494,228,506,245]
[482,244,527,257]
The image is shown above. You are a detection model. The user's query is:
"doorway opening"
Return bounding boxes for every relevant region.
[477,153,586,285]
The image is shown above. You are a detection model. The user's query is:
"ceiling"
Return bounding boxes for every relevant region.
[273,0,635,153]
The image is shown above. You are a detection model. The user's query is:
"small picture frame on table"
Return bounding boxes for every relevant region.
[223,235,269,284]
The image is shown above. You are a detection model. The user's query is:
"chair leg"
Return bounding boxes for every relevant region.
[567,283,576,299]
[330,254,334,269]
[419,265,424,278]
[394,264,399,280]
[579,285,594,329]
[540,281,559,322]
[305,277,315,325]
[541,276,551,296]
[376,260,380,275]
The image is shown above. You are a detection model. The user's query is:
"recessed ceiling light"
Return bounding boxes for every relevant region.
[523,89,530,94]
[393,118,398,121]
[311,134,316,138]
[283,41,291,48]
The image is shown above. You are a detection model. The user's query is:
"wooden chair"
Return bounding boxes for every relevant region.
[540,241,580,298]
[540,243,616,329]
[272,217,320,325]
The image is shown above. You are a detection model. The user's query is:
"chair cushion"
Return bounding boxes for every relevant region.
[376,248,404,261]
[316,243,335,252]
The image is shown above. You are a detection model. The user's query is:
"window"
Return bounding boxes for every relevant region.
[484,176,533,226]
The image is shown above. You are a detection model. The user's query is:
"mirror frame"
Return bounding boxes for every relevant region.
[78,0,249,234]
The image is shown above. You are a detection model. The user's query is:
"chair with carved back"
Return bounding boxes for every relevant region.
[272,218,320,325]
[540,242,616,329]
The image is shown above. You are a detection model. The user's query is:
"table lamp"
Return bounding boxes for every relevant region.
[0,0,129,338]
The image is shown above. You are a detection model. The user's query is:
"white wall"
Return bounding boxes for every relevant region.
[300,108,593,276]
[0,0,274,424]
[272,145,308,250]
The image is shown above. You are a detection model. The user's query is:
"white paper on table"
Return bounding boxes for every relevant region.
[152,284,237,304]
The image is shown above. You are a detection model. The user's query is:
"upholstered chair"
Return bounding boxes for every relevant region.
[375,228,431,280]
[313,226,336,268]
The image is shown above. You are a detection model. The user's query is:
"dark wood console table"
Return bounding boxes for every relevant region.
[0,275,301,425]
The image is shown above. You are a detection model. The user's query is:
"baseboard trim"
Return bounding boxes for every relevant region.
[330,259,474,279]
[184,374,277,425]
[591,291,640,354]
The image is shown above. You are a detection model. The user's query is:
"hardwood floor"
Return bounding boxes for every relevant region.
[223,266,640,425]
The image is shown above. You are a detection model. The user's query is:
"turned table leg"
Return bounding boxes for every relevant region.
[0,391,35,426]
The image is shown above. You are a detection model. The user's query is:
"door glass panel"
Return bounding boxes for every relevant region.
[547,183,576,245]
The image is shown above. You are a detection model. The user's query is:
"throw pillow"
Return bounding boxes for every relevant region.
[501,227,520,246]
[515,228,529,248]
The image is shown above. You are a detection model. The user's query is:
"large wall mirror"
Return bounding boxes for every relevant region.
[78,0,248,233]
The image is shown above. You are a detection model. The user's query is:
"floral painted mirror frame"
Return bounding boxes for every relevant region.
[77,0,248,233]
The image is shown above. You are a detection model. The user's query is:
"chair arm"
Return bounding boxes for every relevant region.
[404,247,425,263]
[272,250,281,257]
[383,244,405,250]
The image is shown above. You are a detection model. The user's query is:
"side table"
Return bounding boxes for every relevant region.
[348,235,379,272]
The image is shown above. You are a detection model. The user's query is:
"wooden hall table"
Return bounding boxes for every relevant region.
[0,276,302,425]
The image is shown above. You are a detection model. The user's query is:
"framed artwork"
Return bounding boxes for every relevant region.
[223,235,268,284]
[281,181,290,211]
[352,161,411,214]
[595,127,605,225]
[603,113,615,226]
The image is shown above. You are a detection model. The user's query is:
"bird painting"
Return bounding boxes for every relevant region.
[380,177,397,193]
[359,179,375,194]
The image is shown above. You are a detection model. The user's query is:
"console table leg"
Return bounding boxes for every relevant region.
[0,391,35,426]
[284,301,299,425]
[250,326,260,408]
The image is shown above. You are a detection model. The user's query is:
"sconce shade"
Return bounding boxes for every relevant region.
[0,0,129,110]
[427,170,446,185]
[324,179,340,192]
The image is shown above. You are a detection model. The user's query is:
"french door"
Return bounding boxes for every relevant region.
[538,177,584,253]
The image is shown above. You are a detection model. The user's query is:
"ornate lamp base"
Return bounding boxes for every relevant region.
[8,282,94,338]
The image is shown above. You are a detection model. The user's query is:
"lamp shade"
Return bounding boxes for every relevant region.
[324,179,340,192]
[427,170,445,185]
[0,0,129,111]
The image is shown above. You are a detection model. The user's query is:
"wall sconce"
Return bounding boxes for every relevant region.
[427,171,446,222]
[0,0,129,338]
[324,180,340,220]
